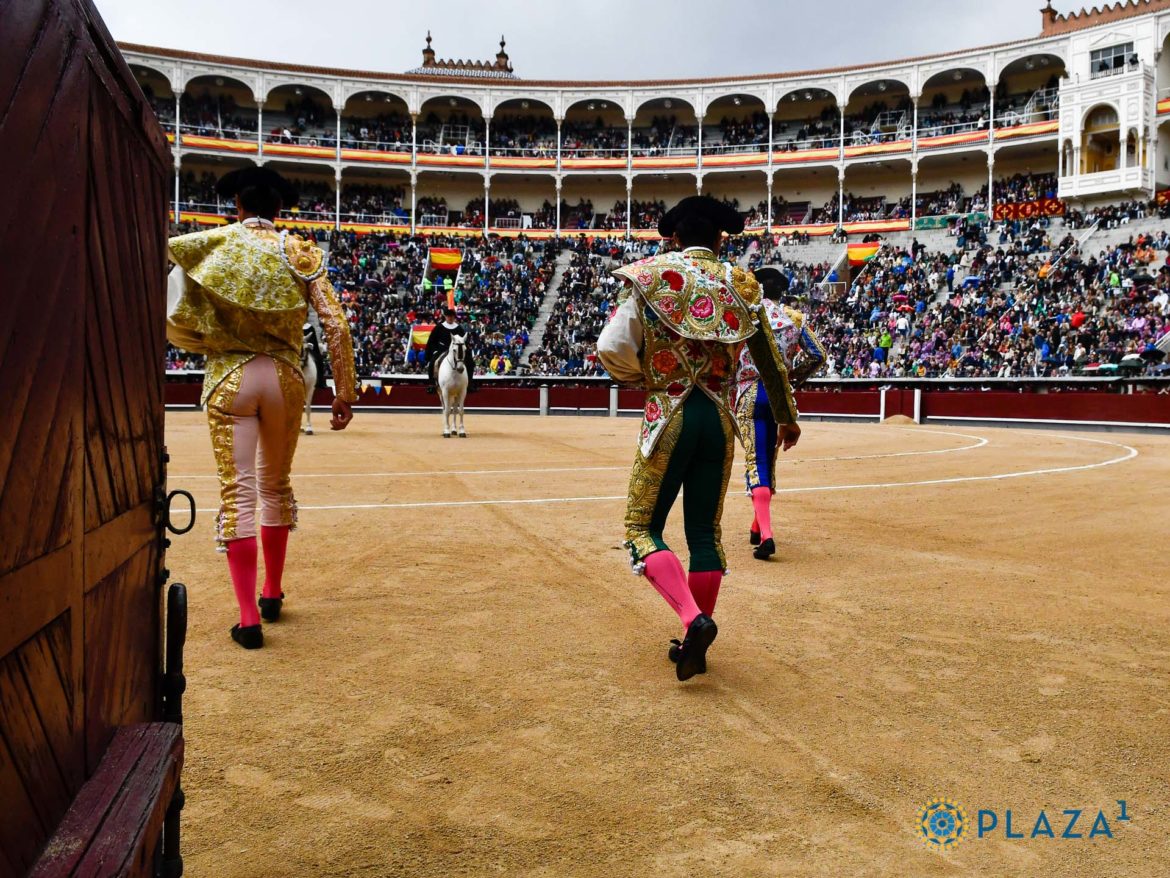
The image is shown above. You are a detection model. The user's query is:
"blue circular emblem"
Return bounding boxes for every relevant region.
[918,798,968,850]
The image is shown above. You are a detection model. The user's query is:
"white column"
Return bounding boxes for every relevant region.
[837,167,845,228]
[174,93,181,145]
[410,172,417,235]
[335,106,342,161]
[257,101,264,155]
[910,162,918,228]
[987,150,995,223]
[626,176,632,238]
[483,176,490,233]
[838,104,845,159]
[556,118,562,173]
[334,167,341,230]
[697,114,703,168]
[555,177,562,232]
[173,162,181,222]
[766,174,774,228]
[627,117,633,171]
[411,114,417,162]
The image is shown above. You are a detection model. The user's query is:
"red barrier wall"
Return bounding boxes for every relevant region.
[166,382,1170,427]
[922,391,1170,425]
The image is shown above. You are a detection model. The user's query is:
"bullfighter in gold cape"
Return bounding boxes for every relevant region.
[167,167,358,650]
[597,196,801,681]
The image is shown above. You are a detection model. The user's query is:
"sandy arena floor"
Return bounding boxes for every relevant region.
[162,411,1168,877]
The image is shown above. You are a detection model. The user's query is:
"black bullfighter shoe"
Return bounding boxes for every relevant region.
[231,623,263,649]
[749,529,761,546]
[753,538,776,560]
[258,593,284,622]
[675,615,717,681]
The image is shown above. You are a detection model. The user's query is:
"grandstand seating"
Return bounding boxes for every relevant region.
[165,196,1170,383]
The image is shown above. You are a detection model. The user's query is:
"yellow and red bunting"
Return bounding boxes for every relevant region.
[410,324,435,349]
[847,242,880,266]
[428,248,462,271]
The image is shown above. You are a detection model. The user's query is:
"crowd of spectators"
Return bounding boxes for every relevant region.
[632,116,697,155]
[164,192,1170,381]
[527,243,620,375]
[797,229,1170,379]
[178,90,257,139]
[343,112,411,151]
[708,111,769,150]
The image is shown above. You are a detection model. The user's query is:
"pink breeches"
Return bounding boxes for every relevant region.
[206,356,304,544]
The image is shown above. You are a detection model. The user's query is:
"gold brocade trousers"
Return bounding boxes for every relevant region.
[205,355,305,545]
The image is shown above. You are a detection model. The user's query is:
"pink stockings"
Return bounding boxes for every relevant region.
[225,526,290,626]
[643,551,724,629]
[211,356,303,626]
[750,486,774,541]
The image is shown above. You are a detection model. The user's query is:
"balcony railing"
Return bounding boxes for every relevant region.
[179,123,257,141]
[700,140,770,155]
[1090,59,1139,80]
[342,138,412,154]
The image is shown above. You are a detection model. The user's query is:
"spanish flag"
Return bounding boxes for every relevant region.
[847,242,881,267]
[428,248,462,271]
[410,324,435,350]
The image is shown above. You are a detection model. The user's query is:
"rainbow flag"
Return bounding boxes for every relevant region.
[847,242,881,267]
[409,324,435,350]
[428,248,462,271]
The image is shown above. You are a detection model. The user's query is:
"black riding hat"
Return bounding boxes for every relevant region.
[658,195,744,238]
[753,266,790,300]
[215,166,299,208]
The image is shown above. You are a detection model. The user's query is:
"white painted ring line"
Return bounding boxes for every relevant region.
[181,433,1138,513]
[170,427,989,480]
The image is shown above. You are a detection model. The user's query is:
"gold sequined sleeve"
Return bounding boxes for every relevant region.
[307,275,359,403]
[790,324,828,390]
[745,317,799,425]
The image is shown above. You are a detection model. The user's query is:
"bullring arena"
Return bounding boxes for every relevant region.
[163,411,1170,877]
[4,0,1170,876]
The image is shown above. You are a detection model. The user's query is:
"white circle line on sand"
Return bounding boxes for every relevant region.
[169,428,990,480]
[233,433,1134,513]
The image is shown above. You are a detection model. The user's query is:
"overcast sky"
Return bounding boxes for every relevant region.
[95,0,1064,81]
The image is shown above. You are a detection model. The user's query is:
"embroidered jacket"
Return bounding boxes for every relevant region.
[736,299,827,401]
[597,247,797,456]
[167,222,358,405]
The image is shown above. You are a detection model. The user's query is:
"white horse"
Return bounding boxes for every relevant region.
[437,334,469,438]
[301,325,319,435]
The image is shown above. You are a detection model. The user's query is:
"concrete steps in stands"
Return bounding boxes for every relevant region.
[520,249,577,365]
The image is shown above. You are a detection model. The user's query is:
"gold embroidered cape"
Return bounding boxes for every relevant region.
[167,223,358,405]
[602,249,797,457]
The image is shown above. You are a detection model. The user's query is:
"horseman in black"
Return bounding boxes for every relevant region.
[425,306,476,392]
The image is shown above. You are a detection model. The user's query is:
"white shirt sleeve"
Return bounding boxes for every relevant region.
[166,263,188,319]
[596,294,644,385]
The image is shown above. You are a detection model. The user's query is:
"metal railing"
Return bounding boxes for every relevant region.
[700,140,769,155]
[342,138,412,153]
[264,132,335,148]
[491,144,557,158]
[179,123,256,141]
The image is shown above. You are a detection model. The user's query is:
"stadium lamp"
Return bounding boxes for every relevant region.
[664,100,673,108]
[733,97,742,106]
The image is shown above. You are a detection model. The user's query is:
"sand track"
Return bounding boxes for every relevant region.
[164,413,1167,877]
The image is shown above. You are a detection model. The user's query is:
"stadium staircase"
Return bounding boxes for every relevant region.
[520,248,577,365]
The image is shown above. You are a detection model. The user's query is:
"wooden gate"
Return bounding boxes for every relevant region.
[0,1,173,874]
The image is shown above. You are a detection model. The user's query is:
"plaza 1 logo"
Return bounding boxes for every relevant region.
[917,798,1130,849]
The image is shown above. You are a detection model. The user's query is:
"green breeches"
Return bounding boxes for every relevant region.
[624,391,735,573]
